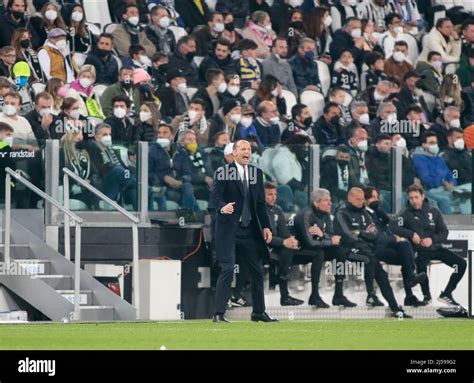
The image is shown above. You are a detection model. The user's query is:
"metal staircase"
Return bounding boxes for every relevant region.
[0,168,137,322]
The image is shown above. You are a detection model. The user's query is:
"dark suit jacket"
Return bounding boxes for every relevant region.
[210,162,271,262]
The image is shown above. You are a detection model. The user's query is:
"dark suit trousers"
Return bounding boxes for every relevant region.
[215,222,266,315]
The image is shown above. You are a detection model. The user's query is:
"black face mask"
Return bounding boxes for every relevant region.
[20,39,30,49]
[121,80,133,90]
[158,63,169,73]
[375,69,383,76]
[97,48,111,57]
[369,201,379,210]
[185,51,195,61]
[337,159,349,168]
[225,22,235,32]
[289,21,304,30]
[330,115,340,125]
[302,116,313,128]
[11,10,25,20]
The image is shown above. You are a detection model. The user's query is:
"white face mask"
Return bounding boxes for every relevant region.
[373,90,386,101]
[450,118,461,129]
[270,116,280,125]
[140,111,152,122]
[3,136,13,146]
[428,144,439,155]
[56,39,69,53]
[393,26,403,35]
[392,51,406,63]
[176,82,187,93]
[227,85,240,96]
[69,109,81,120]
[264,23,273,33]
[127,16,140,26]
[45,9,58,21]
[71,11,84,23]
[271,88,279,97]
[213,23,225,33]
[217,82,227,93]
[358,113,370,125]
[240,116,253,128]
[357,139,368,152]
[3,104,17,117]
[454,138,465,150]
[159,16,170,29]
[101,135,112,146]
[396,137,407,149]
[39,107,52,117]
[230,113,242,124]
[324,16,332,27]
[289,0,304,7]
[347,0,358,5]
[79,78,93,88]
[114,107,127,119]
[188,109,198,120]
[350,28,361,38]
[139,55,152,67]
[387,113,397,124]
[157,137,170,148]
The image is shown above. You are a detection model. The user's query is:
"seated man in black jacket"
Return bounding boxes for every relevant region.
[104,95,140,143]
[264,181,303,306]
[441,128,472,193]
[334,187,411,317]
[394,184,467,306]
[155,68,190,121]
[84,33,120,86]
[84,123,137,210]
[312,102,345,147]
[329,17,366,68]
[25,92,61,142]
[199,38,235,84]
[363,186,427,307]
[294,188,357,308]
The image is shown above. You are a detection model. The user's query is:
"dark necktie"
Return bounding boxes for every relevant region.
[241,167,251,227]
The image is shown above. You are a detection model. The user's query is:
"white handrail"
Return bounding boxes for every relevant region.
[62,167,140,319]
[4,167,83,321]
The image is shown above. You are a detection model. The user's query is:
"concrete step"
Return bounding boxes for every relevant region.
[56,290,93,306]
[34,275,72,290]
[225,306,441,321]
[12,259,51,275]
[80,306,114,321]
[0,244,31,259]
[0,310,28,322]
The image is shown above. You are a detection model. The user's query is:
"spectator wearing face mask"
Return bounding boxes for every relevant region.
[348,100,371,133]
[356,80,392,119]
[168,35,200,88]
[379,13,406,59]
[155,69,190,121]
[66,65,104,119]
[233,103,262,146]
[60,3,95,54]
[281,103,314,143]
[11,28,46,83]
[361,52,388,91]
[172,99,210,145]
[25,91,62,141]
[431,105,463,149]
[100,66,140,117]
[440,128,472,189]
[383,40,414,83]
[193,68,227,119]
[145,5,177,55]
[122,44,153,71]
[104,95,141,142]
[313,102,345,147]
[330,17,366,68]
[218,73,246,107]
[241,11,275,60]
[208,99,242,141]
[0,0,41,50]
[57,97,90,140]
[112,4,156,58]
[38,28,78,83]
[416,51,443,98]
[393,71,431,121]
[30,2,68,49]
[192,11,225,57]
[216,0,249,29]
[84,33,120,86]
[270,0,303,35]
[369,101,398,140]
[347,127,370,188]
[289,37,322,94]
[137,101,161,142]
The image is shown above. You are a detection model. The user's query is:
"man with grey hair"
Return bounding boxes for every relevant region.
[293,188,357,308]
[288,37,322,94]
[357,80,392,119]
[369,101,398,139]
[431,105,462,149]
[349,100,370,129]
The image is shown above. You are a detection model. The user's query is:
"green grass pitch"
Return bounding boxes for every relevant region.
[0,319,473,350]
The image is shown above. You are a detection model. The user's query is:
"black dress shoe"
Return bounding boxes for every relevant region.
[212,314,231,323]
[251,312,278,322]
[332,295,357,307]
[308,294,330,308]
[281,296,304,306]
[404,295,423,307]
